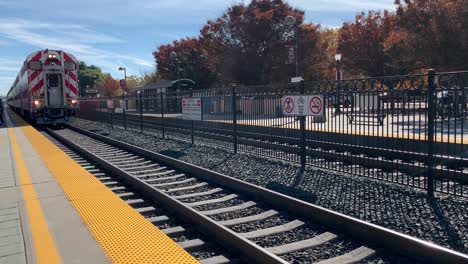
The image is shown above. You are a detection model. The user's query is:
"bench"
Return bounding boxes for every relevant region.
[346,113,386,126]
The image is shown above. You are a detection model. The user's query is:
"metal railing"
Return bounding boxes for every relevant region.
[78,70,468,197]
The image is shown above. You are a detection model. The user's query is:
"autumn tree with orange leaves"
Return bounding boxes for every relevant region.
[98,75,121,97]
[154,0,330,87]
[153,0,467,87]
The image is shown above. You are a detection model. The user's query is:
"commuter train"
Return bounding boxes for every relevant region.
[7,49,79,124]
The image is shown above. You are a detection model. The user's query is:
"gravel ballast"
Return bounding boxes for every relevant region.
[70,119,468,254]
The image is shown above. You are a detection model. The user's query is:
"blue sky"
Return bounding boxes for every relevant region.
[0,0,395,95]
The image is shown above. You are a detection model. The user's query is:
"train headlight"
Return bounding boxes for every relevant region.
[34,100,40,107]
[71,99,77,104]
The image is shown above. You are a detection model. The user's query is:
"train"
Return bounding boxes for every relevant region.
[6,49,79,125]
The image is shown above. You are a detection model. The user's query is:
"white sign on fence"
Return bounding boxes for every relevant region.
[182,97,202,120]
[106,100,114,109]
[291,76,304,83]
[282,95,324,116]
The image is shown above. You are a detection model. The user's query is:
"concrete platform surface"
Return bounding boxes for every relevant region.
[0,112,110,264]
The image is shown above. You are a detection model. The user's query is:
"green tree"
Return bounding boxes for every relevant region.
[78,61,107,96]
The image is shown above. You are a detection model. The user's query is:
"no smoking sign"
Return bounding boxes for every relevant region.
[309,96,323,115]
[282,95,324,116]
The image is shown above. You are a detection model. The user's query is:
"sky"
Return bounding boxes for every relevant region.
[0,0,395,95]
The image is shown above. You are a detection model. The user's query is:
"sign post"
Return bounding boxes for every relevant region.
[182,98,202,121]
[282,88,325,171]
[299,81,306,171]
[281,95,324,117]
[182,97,202,145]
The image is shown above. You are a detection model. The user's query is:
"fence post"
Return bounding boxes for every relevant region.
[110,108,114,129]
[122,94,127,130]
[139,92,143,133]
[190,89,195,146]
[160,91,165,139]
[426,69,436,197]
[300,80,306,171]
[232,84,238,154]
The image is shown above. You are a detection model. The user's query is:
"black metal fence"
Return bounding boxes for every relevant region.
[78,70,467,197]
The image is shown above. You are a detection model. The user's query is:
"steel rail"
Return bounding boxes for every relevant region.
[55,124,468,263]
[46,127,287,264]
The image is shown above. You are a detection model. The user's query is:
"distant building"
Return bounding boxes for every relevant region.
[131,79,196,113]
[131,79,196,95]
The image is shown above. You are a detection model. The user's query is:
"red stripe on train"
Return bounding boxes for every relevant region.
[31,51,41,61]
[65,79,78,95]
[29,70,41,82]
[63,52,73,62]
[68,71,77,82]
[31,79,44,95]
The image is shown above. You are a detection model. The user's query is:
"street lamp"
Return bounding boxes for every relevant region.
[118,67,127,93]
[169,51,182,91]
[284,15,300,77]
[335,53,342,114]
[335,53,342,79]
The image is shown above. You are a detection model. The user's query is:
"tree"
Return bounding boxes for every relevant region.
[337,11,396,77]
[153,0,330,87]
[126,75,145,90]
[98,74,121,96]
[389,0,468,71]
[78,61,106,96]
[199,0,308,85]
[154,38,215,89]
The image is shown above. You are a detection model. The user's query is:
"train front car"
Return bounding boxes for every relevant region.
[7,50,79,125]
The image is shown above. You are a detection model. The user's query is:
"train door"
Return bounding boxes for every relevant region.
[46,74,64,106]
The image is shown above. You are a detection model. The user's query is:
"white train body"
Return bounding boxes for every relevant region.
[7,49,79,124]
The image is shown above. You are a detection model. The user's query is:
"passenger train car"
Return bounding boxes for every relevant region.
[7,49,79,124]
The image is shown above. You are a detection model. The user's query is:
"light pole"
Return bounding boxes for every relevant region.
[119,67,128,110]
[284,15,300,77]
[335,53,342,114]
[118,67,127,83]
[169,51,181,91]
[97,93,101,112]
[137,90,143,133]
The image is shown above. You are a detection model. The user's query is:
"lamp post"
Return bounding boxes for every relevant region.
[118,67,127,82]
[119,67,128,110]
[137,90,143,133]
[97,93,101,112]
[335,53,342,114]
[284,15,300,77]
[169,51,181,91]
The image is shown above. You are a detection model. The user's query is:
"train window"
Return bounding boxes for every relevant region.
[48,75,59,87]
[28,60,42,70]
[64,61,76,70]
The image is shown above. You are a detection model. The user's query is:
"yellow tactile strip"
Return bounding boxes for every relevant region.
[8,128,62,264]
[12,113,198,264]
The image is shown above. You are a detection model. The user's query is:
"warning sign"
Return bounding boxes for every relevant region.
[281,95,324,116]
[283,97,294,114]
[182,98,202,120]
[309,96,323,115]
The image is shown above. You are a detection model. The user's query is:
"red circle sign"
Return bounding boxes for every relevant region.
[284,97,294,114]
[309,96,323,115]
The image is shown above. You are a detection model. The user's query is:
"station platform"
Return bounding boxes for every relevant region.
[0,110,197,264]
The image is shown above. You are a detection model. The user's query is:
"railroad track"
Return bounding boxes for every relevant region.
[109,114,468,192]
[42,132,232,263]
[44,125,468,263]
